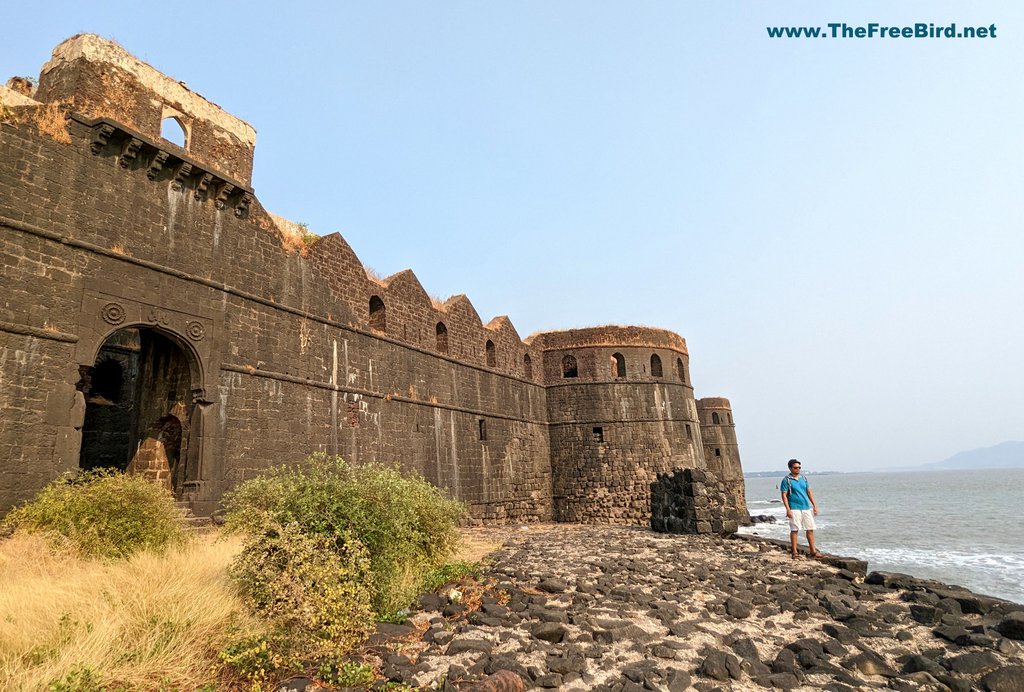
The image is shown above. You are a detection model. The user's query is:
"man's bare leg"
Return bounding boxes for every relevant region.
[790,530,801,558]
[806,530,819,557]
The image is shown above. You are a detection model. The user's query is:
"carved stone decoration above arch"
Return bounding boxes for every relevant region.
[185,321,206,342]
[78,283,221,404]
[101,301,126,326]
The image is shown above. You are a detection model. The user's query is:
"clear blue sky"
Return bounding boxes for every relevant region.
[4,1,1022,472]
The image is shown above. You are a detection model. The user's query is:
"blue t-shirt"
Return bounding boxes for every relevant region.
[781,474,811,510]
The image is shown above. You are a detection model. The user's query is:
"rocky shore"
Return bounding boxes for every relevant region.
[302,524,1024,691]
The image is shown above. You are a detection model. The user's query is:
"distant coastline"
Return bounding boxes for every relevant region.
[744,470,843,478]
[744,440,1023,477]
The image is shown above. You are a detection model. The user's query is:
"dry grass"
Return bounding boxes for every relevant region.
[0,102,71,144]
[363,265,387,287]
[454,532,502,563]
[0,532,265,691]
[34,102,71,144]
[109,243,129,256]
[279,229,311,256]
[267,214,318,256]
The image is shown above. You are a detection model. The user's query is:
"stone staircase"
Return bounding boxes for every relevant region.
[174,501,213,531]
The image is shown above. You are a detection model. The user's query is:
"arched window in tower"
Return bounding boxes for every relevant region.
[369,296,386,332]
[561,354,578,378]
[485,340,496,367]
[712,412,721,424]
[611,352,626,378]
[160,116,187,148]
[728,412,733,424]
[523,354,533,379]
[435,322,448,354]
[650,354,663,378]
[676,357,686,383]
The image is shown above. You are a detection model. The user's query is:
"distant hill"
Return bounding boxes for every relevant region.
[922,441,1024,470]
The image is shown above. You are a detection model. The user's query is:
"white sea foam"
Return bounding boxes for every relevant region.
[856,547,1024,571]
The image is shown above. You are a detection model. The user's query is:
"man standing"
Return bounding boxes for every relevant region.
[781,458,819,559]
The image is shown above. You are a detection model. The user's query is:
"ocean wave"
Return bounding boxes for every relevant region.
[855,546,1024,571]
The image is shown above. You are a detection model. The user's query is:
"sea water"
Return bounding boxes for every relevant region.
[738,468,1024,604]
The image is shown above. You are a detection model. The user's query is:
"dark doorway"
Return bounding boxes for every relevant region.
[79,327,196,496]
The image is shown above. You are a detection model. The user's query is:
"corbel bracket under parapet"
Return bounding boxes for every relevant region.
[234,193,253,218]
[171,161,193,190]
[194,172,213,200]
[75,116,255,215]
[119,137,143,168]
[215,182,235,210]
[147,150,170,180]
[90,123,116,154]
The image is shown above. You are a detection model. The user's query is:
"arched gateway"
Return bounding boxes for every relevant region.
[78,326,204,498]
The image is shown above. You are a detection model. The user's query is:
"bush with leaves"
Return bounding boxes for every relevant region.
[223,453,466,614]
[228,521,374,659]
[0,470,184,559]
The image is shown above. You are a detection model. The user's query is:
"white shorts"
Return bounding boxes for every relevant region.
[789,509,816,531]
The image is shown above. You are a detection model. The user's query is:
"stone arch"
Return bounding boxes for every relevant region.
[650,353,663,378]
[369,295,386,332]
[611,352,626,378]
[435,321,448,354]
[160,115,188,148]
[676,357,686,382]
[485,339,496,368]
[562,354,578,378]
[85,322,207,399]
[79,324,204,498]
[712,412,721,425]
[523,353,533,379]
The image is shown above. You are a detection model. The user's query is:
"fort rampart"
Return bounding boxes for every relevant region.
[0,35,748,524]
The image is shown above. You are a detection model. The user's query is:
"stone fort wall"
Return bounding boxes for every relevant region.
[0,35,749,524]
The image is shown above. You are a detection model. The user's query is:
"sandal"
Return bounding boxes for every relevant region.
[791,553,802,560]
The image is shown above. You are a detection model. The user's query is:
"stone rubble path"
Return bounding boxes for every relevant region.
[355,523,1024,691]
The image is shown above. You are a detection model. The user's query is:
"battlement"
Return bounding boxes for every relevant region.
[304,233,536,378]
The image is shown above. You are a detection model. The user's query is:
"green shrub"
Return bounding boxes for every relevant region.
[46,664,105,692]
[218,633,286,689]
[317,659,376,687]
[228,521,374,658]
[419,560,482,593]
[223,453,466,614]
[1,470,184,559]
